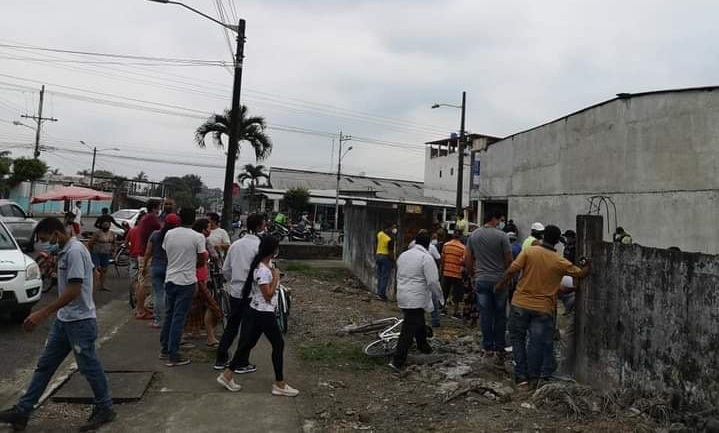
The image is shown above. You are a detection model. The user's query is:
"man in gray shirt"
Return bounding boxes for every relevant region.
[465,210,513,357]
[0,218,115,431]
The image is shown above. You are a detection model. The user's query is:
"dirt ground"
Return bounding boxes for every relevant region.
[283,263,668,433]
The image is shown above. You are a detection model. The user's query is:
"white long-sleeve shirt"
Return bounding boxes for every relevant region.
[396,244,443,312]
[222,234,260,299]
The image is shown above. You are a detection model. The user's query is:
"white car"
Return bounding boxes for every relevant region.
[0,220,42,322]
[109,208,147,236]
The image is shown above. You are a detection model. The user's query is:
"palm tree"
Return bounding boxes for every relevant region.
[49,167,62,175]
[134,171,148,181]
[237,164,269,210]
[194,106,272,161]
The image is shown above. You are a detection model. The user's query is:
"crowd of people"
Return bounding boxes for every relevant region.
[0,202,298,431]
[380,210,593,389]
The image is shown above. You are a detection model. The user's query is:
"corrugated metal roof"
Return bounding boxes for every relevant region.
[268,167,428,202]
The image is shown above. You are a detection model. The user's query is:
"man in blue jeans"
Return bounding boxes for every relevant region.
[0,218,115,431]
[160,208,206,366]
[495,225,590,387]
[465,210,512,358]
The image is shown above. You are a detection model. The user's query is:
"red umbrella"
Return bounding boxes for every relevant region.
[31,186,113,204]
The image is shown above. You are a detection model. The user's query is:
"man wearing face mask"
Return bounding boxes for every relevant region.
[0,218,116,431]
[375,222,397,301]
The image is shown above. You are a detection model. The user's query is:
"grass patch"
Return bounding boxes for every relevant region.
[284,263,352,282]
[298,340,380,370]
[284,262,312,273]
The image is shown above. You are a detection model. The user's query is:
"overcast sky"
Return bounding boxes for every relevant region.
[1,0,717,188]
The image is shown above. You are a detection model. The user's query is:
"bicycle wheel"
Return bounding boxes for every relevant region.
[363,337,398,357]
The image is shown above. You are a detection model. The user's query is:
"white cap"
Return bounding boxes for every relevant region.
[531,222,545,231]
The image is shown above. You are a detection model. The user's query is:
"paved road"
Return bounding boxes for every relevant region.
[0,269,132,385]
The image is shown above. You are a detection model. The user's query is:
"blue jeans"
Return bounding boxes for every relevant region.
[160,281,195,360]
[430,293,441,326]
[508,305,555,381]
[475,280,507,351]
[150,266,167,325]
[375,255,392,299]
[17,319,111,415]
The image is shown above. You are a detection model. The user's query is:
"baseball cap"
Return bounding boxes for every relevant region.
[165,213,181,227]
[531,222,545,231]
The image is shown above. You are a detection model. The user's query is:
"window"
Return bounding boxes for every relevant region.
[0,223,16,250]
[450,168,454,176]
[9,205,25,218]
[439,170,442,178]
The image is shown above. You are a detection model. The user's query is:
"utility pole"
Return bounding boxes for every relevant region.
[455,91,467,218]
[220,18,246,230]
[21,85,58,159]
[334,131,352,231]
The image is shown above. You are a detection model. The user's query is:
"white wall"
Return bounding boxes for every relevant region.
[477,89,719,253]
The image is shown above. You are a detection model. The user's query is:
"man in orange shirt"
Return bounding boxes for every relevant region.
[440,231,466,318]
[495,225,590,387]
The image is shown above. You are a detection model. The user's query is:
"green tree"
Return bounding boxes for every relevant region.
[283,187,310,221]
[49,167,62,175]
[162,176,202,209]
[134,171,148,181]
[77,169,91,176]
[194,106,273,161]
[10,158,47,187]
[238,164,269,211]
[0,151,12,198]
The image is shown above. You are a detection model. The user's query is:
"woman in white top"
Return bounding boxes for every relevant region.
[216,235,299,397]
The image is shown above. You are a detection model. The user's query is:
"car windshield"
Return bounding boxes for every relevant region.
[0,223,17,250]
[112,210,137,220]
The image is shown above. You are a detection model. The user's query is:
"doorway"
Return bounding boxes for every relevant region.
[481,200,508,222]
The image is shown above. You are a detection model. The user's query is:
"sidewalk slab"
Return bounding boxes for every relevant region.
[52,372,153,403]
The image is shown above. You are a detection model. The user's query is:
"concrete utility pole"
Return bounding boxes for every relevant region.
[334,131,352,231]
[455,91,466,217]
[21,85,58,159]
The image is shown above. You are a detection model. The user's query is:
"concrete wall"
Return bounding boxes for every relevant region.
[423,146,471,206]
[575,215,719,407]
[279,244,342,260]
[477,89,719,253]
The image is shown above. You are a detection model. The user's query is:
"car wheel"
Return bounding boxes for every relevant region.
[11,306,32,323]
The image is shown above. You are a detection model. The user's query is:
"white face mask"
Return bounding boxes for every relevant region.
[430,239,438,245]
[498,222,506,230]
[391,228,398,235]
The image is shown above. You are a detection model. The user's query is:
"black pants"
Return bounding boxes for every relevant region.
[392,308,431,368]
[229,308,285,381]
[216,296,249,364]
[441,276,465,304]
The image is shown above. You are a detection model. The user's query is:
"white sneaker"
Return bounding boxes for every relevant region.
[272,383,299,397]
[216,374,242,392]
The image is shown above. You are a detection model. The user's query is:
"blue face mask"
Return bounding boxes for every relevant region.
[39,242,60,255]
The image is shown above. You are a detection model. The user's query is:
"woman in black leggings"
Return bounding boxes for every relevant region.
[216,235,299,397]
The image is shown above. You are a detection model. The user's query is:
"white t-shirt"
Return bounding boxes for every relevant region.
[561,275,574,289]
[408,240,441,261]
[208,228,231,251]
[73,206,82,225]
[162,227,206,285]
[250,262,277,313]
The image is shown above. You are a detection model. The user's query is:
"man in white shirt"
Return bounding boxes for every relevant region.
[160,208,206,367]
[206,212,231,257]
[214,213,266,371]
[73,201,83,225]
[390,232,443,371]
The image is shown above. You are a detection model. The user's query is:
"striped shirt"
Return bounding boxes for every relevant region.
[441,239,466,278]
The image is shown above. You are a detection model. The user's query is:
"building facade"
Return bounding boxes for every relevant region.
[474,87,719,254]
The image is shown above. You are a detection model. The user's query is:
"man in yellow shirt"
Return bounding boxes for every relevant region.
[375,222,397,300]
[495,225,590,387]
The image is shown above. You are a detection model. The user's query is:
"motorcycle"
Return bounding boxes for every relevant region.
[268,222,290,241]
[288,226,325,245]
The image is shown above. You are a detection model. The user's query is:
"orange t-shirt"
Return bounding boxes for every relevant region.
[441,239,465,278]
[509,245,583,314]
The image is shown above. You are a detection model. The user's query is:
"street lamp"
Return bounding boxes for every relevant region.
[12,120,35,130]
[147,0,245,230]
[80,141,120,215]
[334,133,352,231]
[431,91,467,218]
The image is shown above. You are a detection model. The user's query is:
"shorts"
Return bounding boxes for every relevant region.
[129,257,139,282]
[92,253,111,269]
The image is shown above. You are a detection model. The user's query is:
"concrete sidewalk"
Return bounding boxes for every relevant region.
[98,317,303,433]
[18,313,304,433]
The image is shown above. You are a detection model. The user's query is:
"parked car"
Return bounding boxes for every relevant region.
[0,200,37,252]
[109,208,147,236]
[0,219,42,322]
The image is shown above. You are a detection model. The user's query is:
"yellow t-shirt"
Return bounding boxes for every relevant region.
[521,236,537,252]
[376,231,392,255]
[456,218,468,235]
[509,245,583,314]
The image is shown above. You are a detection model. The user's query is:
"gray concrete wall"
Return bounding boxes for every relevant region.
[575,215,719,407]
[477,89,719,253]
